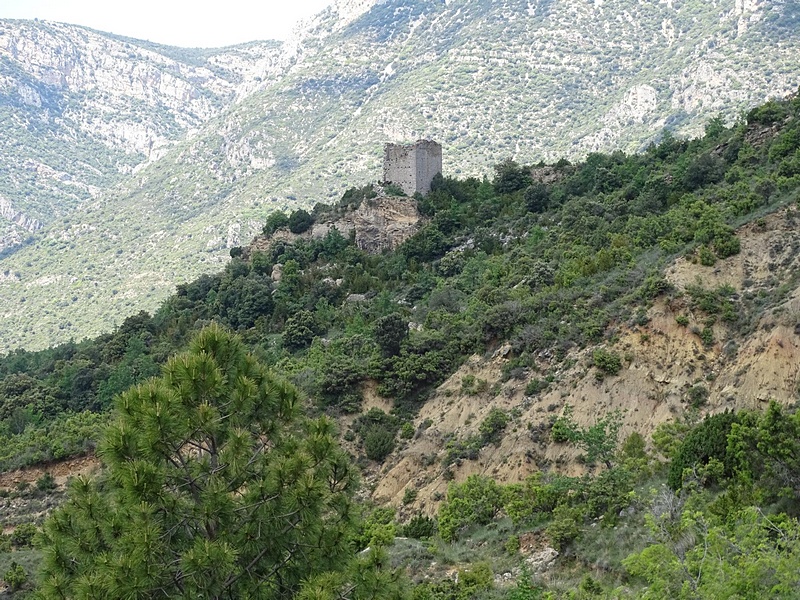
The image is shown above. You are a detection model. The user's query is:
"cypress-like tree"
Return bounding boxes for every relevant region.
[37,324,401,599]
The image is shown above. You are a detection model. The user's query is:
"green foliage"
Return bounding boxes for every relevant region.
[592,348,622,377]
[364,426,396,462]
[352,507,396,551]
[35,472,56,493]
[506,567,544,600]
[0,411,108,472]
[36,325,375,600]
[546,504,586,551]
[400,513,436,539]
[551,405,623,468]
[686,384,709,409]
[399,422,415,439]
[10,523,37,548]
[524,378,550,396]
[2,93,800,492]
[288,208,315,234]
[652,420,692,459]
[494,159,533,194]
[442,433,485,464]
[282,309,318,350]
[728,402,800,508]
[374,313,409,356]
[502,473,575,526]
[624,507,800,599]
[524,182,550,212]
[355,408,400,462]
[551,405,578,444]
[3,561,28,592]
[668,410,739,490]
[412,562,493,600]
[402,488,418,505]
[263,211,290,235]
[438,475,503,542]
[505,534,520,555]
[478,408,510,445]
[299,546,409,600]
[747,100,788,125]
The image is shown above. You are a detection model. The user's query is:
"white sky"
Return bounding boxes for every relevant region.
[0,0,336,47]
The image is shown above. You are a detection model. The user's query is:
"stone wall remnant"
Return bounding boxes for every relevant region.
[383,139,442,196]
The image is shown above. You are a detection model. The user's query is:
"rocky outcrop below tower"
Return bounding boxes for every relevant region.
[248,195,422,257]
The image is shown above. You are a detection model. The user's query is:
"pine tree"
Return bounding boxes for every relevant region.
[37,324,403,599]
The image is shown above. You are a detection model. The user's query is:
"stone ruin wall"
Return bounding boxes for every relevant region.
[413,140,442,196]
[384,144,415,195]
[383,139,442,196]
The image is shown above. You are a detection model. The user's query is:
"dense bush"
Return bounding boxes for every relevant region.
[668,410,739,490]
[438,475,504,541]
[479,408,510,445]
[592,348,622,376]
[288,208,314,234]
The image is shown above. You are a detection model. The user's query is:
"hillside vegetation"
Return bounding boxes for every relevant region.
[1,0,799,351]
[0,92,799,597]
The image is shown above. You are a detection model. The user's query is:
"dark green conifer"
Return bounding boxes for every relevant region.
[37,324,404,600]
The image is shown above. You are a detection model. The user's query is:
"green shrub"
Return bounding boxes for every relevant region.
[287,209,314,234]
[402,488,418,505]
[399,422,415,439]
[438,475,503,542]
[479,408,510,445]
[262,211,289,235]
[363,426,396,462]
[687,384,709,408]
[698,245,716,266]
[551,412,576,444]
[668,411,739,490]
[525,378,549,396]
[3,561,27,592]
[503,473,575,525]
[10,523,37,548]
[546,504,585,550]
[442,434,484,464]
[505,534,520,555]
[36,471,56,493]
[592,349,622,376]
[352,507,396,550]
[282,310,317,350]
[700,326,714,347]
[400,513,436,539]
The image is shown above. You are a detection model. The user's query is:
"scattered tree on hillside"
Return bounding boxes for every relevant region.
[551,405,623,469]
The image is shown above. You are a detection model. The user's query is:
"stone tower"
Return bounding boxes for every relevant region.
[383,139,442,196]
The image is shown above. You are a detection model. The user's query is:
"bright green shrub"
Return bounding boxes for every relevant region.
[438,475,503,542]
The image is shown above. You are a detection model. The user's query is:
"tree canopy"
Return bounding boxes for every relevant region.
[37,324,404,600]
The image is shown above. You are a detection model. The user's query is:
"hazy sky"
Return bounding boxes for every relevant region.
[0,0,335,47]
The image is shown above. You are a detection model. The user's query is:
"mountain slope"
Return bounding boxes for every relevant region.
[0,0,799,351]
[0,19,285,249]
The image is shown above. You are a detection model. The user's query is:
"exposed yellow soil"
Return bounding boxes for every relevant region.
[0,454,101,491]
[372,206,800,514]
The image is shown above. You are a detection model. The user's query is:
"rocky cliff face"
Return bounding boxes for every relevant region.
[250,195,422,256]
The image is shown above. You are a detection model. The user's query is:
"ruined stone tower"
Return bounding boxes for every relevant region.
[383,139,442,196]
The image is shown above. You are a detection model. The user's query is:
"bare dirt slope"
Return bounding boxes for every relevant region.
[372,206,800,515]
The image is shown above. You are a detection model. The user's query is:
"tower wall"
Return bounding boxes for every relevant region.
[383,140,442,196]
